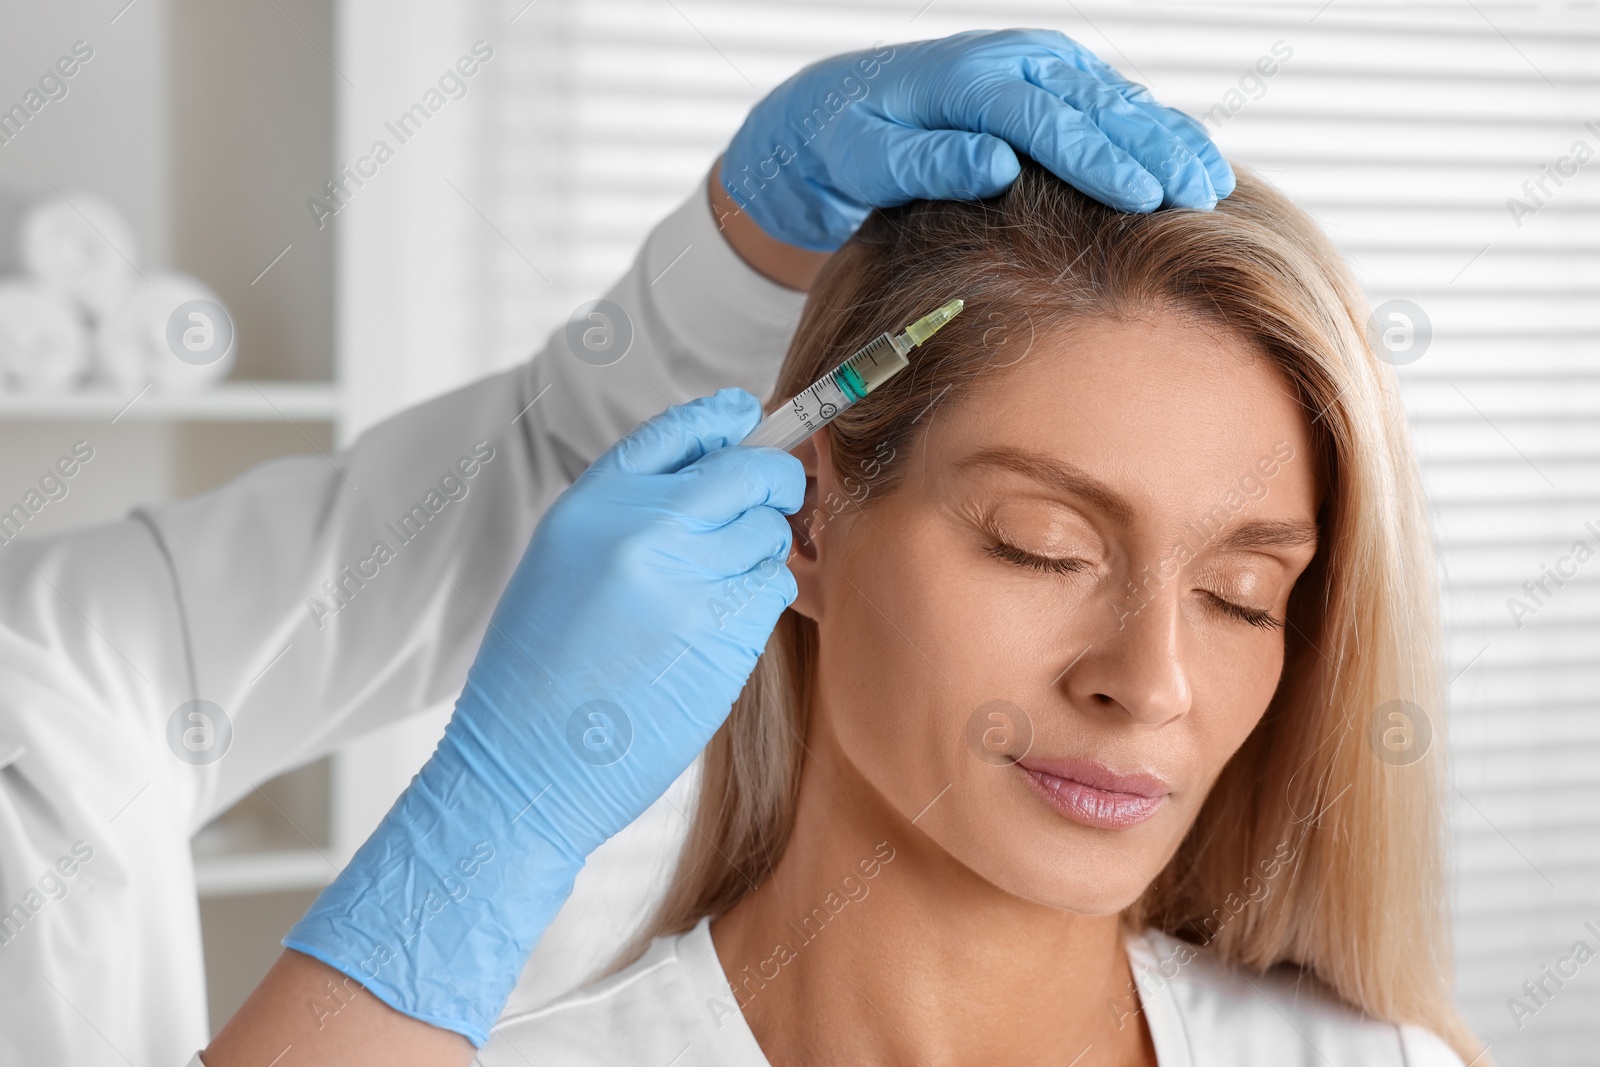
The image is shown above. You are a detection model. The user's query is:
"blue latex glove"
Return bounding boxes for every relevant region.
[720,28,1236,251]
[283,389,803,1045]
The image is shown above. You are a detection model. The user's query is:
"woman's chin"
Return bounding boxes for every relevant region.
[1006,864,1153,916]
[1030,870,1158,921]
[948,826,1163,916]
[903,775,1176,917]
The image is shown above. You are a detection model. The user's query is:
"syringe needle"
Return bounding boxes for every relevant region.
[894,298,965,352]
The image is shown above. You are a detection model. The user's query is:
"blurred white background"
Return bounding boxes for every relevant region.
[1,1,1595,1063]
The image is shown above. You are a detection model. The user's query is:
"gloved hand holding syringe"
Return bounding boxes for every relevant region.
[227,304,962,1057]
[277,299,964,1043]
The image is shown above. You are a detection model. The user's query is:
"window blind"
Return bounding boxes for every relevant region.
[343,2,1599,1061]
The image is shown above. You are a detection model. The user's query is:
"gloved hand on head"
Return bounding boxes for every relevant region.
[720,27,1236,251]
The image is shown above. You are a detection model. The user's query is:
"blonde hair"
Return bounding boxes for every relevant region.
[618,160,1482,1060]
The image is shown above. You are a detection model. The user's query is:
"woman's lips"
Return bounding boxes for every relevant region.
[1016,757,1169,831]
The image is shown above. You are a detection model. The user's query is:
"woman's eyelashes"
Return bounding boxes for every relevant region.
[985,539,1089,575]
[984,534,1285,632]
[1201,591,1284,631]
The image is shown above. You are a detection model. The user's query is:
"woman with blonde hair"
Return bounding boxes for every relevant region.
[479,158,1486,1065]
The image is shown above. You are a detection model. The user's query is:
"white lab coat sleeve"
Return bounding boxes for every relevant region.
[147,174,806,831]
[0,175,804,1067]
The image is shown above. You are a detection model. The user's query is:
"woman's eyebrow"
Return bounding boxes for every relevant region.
[954,447,1135,526]
[954,446,1320,553]
[1209,518,1320,553]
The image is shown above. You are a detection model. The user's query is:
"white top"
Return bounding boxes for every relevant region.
[0,179,805,1066]
[483,917,1467,1067]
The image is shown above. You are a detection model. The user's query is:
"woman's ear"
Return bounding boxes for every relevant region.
[785,430,831,623]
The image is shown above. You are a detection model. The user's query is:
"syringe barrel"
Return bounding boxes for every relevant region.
[741,333,907,451]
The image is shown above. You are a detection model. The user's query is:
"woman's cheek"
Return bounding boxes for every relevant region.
[819,520,985,807]
[1187,627,1287,768]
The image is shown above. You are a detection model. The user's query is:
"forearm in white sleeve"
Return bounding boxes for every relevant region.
[144,173,806,831]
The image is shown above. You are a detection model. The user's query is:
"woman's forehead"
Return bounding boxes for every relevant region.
[906,316,1321,522]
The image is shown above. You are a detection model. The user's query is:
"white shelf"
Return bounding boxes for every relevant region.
[0,381,339,422]
[194,847,340,898]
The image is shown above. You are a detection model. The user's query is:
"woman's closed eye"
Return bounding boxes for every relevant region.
[987,537,1285,632]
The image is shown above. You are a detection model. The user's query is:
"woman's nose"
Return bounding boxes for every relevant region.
[1059,586,1192,727]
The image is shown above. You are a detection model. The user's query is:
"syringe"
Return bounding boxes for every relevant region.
[742,298,964,452]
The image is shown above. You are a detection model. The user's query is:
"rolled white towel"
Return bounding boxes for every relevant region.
[19,193,140,321]
[0,278,91,393]
[97,272,236,393]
